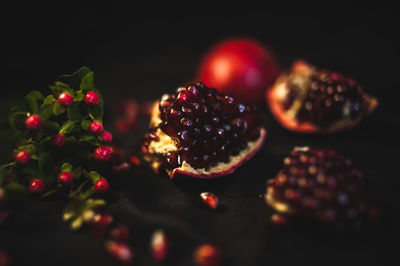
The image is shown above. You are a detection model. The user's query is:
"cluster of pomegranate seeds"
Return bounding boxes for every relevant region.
[145,82,262,170]
[267,147,368,228]
[284,69,368,127]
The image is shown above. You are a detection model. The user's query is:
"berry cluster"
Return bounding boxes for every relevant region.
[0,67,112,206]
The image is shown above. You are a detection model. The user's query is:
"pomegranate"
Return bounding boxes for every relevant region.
[267,61,378,133]
[142,82,266,179]
[197,38,279,106]
[265,147,370,229]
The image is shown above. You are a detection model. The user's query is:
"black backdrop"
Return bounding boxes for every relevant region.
[1,5,400,266]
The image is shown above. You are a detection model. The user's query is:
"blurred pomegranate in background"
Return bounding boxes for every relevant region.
[197,38,280,106]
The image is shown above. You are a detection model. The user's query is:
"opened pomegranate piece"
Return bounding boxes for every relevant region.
[267,61,378,133]
[142,82,266,179]
[265,147,370,229]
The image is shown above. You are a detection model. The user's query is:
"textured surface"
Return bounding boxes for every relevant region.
[1,6,399,266]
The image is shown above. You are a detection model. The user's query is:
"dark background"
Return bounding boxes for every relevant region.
[1,5,399,266]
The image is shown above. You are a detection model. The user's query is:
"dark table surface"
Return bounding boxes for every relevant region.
[1,6,400,266]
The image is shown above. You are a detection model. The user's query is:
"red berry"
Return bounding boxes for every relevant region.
[58,92,74,107]
[25,114,42,130]
[194,244,221,266]
[197,38,280,106]
[52,133,66,147]
[58,171,73,186]
[94,178,109,193]
[84,91,100,106]
[106,241,133,264]
[150,229,169,262]
[29,179,44,194]
[94,146,112,162]
[15,151,30,164]
[110,225,130,242]
[101,131,113,142]
[89,121,103,134]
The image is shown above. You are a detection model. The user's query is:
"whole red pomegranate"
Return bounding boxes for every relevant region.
[197,38,280,106]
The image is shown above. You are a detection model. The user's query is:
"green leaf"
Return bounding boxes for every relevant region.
[76,90,85,101]
[80,71,94,91]
[67,102,88,122]
[24,91,43,114]
[10,104,28,113]
[24,144,36,154]
[49,81,69,97]
[6,182,27,193]
[72,166,82,180]
[44,95,56,104]
[88,171,101,182]
[52,101,66,116]
[39,103,53,120]
[80,120,91,130]
[40,189,58,199]
[0,167,8,185]
[42,121,60,133]
[61,162,73,173]
[59,121,79,135]
[65,136,77,144]
[8,112,27,131]
[56,66,91,90]
[11,131,30,147]
[89,105,103,120]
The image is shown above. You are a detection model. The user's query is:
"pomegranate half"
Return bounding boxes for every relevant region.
[267,61,378,133]
[142,82,266,179]
[265,147,370,229]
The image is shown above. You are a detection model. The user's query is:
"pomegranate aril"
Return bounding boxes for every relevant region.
[109,225,130,242]
[200,192,219,210]
[106,241,133,264]
[150,229,169,262]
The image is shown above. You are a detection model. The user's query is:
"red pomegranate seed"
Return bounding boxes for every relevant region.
[90,213,113,237]
[194,244,221,266]
[200,192,219,210]
[106,241,133,264]
[109,225,130,242]
[150,229,169,262]
[271,214,287,225]
[0,251,11,266]
[129,155,141,166]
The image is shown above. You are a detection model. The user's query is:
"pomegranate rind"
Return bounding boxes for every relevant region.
[169,127,266,179]
[146,101,267,179]
[267,61,378,134]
